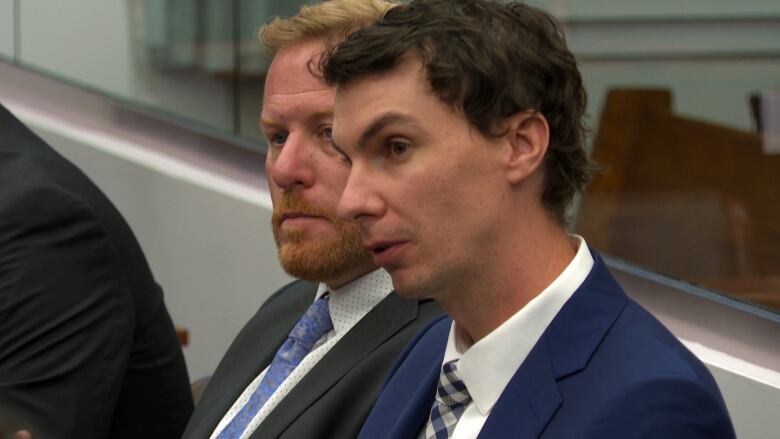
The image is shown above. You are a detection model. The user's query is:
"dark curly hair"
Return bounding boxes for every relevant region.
[322,0,592,225]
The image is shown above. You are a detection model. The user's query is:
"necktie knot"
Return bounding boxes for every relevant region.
[436,360,471,407]
[289,296,333,349]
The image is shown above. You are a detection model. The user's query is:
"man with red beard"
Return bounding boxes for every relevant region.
[181,2,442,439]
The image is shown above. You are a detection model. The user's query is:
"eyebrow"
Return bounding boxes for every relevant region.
[333,111,425,159]
[356,112,423,150]
[258,108,334,129]
[332,111,421,159]
[313,109,334,119]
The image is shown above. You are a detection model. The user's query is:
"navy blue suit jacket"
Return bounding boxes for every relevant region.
[359,253,736,438]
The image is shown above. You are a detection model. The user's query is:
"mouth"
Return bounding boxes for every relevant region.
[368,240,398,253]
[366,240,408,267]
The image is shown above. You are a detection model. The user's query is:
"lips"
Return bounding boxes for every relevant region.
[275,212,331,240]
[369,241,399,253]
[365,239,408,268]
[281,212,322,222]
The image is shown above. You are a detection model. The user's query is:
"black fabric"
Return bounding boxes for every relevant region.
[0,103,193,439]
[183,280,443,439]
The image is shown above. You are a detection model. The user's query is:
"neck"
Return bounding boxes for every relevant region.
[442,211,576,343]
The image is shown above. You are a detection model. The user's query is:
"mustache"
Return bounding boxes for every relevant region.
[272,192,340,228]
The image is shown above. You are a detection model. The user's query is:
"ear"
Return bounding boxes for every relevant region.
[504,111,549,184]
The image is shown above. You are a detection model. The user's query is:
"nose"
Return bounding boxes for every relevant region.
[337,164,385,223]
[267,134,315,190]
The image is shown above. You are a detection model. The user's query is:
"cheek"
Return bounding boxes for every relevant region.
[265,151,277,172]
[316,160,350,193]
[268,184,283,206]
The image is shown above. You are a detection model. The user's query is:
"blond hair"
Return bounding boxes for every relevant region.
[259,0,396,57]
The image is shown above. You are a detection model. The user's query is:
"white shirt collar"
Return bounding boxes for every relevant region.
[443,235,594,415]
[314,268,394,336]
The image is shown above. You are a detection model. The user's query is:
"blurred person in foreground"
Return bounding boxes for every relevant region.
[0,101,193,439]
[181,1,442,438]
[323,0,737,437]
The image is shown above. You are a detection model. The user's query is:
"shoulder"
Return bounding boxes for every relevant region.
[609,298,716,381]
[262,279,318,305]
[570,374,735,438]
[0,179,96,229]
[254,279,318,319]
[550,298,734,437]
[221,280,317,355]
[0,165,129,261]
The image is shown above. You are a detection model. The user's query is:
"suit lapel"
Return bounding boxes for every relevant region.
[479,337,561,438]
[480,254,627,438]
[255,293,420,439]
[387,352,443,439]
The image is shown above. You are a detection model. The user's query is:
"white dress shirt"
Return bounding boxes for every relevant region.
[438,236,594,439]
[211,269,394,439]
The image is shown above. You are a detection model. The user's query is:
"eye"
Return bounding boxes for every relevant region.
[387,140,411,159]
[319,126,333,142]
[267,131,289,148]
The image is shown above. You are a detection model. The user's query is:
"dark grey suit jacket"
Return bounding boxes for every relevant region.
[183,279,443,439]
[0,103,193,438]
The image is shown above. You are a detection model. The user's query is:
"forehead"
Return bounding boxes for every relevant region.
[264,39,332,99]
[332,56,461,145]
[334,57,428,121]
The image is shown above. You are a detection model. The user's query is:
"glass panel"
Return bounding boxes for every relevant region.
[0,0,14,60]
[125,0,236,132]
[8,0,318,147]
[566,2,780,313]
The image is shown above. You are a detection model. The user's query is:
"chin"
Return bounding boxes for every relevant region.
[388,272,427,299]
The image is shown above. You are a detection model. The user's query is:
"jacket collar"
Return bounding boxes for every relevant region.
[479,252,627,438]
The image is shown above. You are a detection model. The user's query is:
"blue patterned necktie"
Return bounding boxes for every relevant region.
[217,296,333,439]
[423,360,472,439]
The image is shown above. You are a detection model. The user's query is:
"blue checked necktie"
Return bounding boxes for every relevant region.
[217,296,333,439]
[423,360,472,439]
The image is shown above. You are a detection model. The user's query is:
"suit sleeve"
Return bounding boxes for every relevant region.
[0,185,135,439]
[582,375,736,439]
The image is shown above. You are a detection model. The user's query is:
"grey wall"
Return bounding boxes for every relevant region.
[0,0,13,59]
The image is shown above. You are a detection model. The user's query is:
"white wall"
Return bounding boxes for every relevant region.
[710,366,779,439]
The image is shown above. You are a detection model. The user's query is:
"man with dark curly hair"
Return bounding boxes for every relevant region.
[323,0,736,437]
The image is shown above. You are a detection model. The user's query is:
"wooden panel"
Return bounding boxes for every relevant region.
[578,88,780,309]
